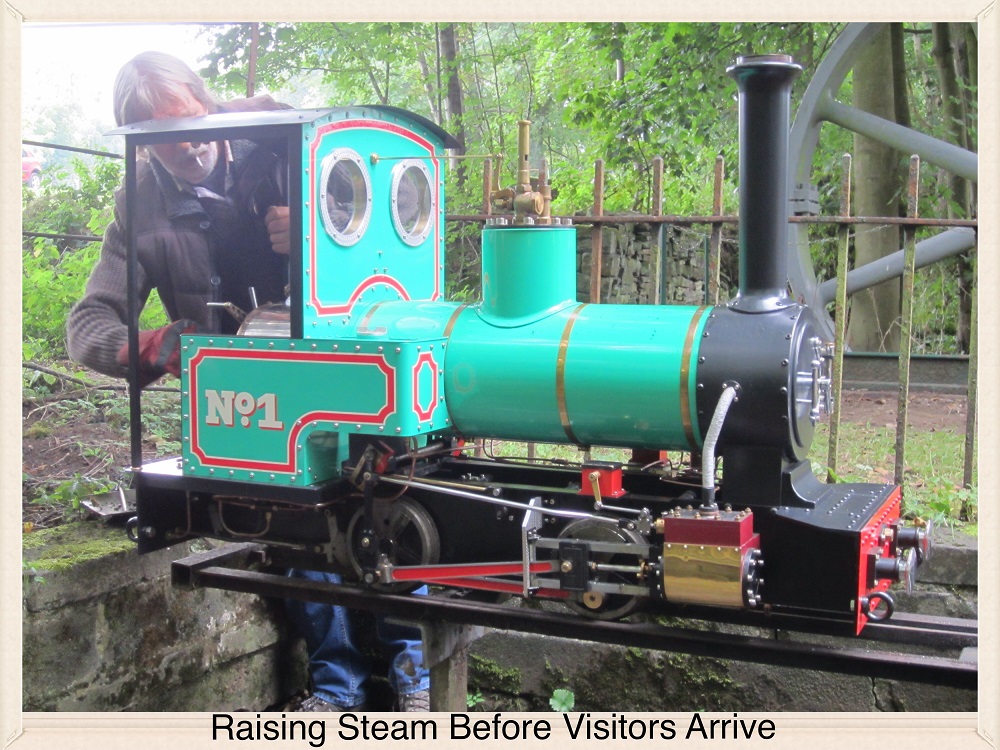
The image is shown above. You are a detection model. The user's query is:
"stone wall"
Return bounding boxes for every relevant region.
[574,221,713,305]
[450,219,719,305]
[22,522,307,711]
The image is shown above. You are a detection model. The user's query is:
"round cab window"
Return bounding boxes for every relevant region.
[320,149,372,246]
[391,160,434,246]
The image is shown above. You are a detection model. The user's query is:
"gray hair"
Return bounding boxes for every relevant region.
[113,51,219,126]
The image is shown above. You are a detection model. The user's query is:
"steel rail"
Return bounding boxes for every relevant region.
[22,138,123,159]
[865,612,977,648]
[172,544,976,691]
[22,230,102,244]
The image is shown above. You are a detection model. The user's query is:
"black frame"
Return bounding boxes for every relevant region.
[109,108,323,468]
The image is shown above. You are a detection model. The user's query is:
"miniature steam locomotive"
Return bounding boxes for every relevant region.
[123,55,929,635]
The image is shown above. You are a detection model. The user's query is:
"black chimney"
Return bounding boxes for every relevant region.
[726,54,802,313]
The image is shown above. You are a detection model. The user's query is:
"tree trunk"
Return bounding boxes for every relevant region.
[847,25,902,352]
[246,23,260,98]
[415,47,440,125]
[932,22,973,353]
[890,24,911,130]
[792,23,814,73]
[613,22,626,82]
[438,23,468,191]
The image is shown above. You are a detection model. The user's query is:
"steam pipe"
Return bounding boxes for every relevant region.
[727,54,802,313]
[701,384,739,509]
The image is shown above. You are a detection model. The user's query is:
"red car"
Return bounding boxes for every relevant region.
[22,146,42,189]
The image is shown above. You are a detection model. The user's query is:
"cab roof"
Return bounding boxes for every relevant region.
[107,106,461,149]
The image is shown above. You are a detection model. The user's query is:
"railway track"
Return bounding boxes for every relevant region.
[172,543,977,692]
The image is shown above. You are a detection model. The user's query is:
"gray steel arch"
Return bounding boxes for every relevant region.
[786,22,978,340]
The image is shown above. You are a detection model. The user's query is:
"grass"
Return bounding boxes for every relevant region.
[811,422,976,533]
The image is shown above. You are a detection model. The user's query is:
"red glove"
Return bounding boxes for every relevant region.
[116,319,201,387]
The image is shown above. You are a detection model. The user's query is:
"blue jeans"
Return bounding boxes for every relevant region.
[285,569,430,708]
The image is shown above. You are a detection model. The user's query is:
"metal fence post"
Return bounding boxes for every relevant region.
[652,156,664,305]
[894,155,920,489]
[962,245,978,516]
[483,157,493,216]
[589,160,605,303]
[827,153,852,482]
[706,155,725,305]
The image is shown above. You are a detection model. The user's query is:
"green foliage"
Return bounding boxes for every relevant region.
[22,156,121,240]
[27,474,115,512]
[22,100,112,170]
[22,240,98,362]
[196,21,976,346]
[910,261,963,354]
[468,654,523,695]
[548,23,835,215]
[549,688,575,712]
[466,691,485,710]
[137,391,184,454]
[196,22,977,221]
[22,157,119,361]
[199,23,854,225]
[444,220,482,298]
[200,22,438,109]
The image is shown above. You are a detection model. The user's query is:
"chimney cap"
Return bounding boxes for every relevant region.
[733,53,795,66]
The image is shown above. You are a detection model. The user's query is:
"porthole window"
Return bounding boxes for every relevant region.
[319,149,372,246]
[390,160,434,247]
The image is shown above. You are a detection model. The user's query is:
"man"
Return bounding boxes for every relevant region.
[66,51,430,712]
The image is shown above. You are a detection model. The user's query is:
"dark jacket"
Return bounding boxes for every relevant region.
[67,96,290,378]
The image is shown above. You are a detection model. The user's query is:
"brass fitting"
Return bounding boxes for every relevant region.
[490,119,547,224]
[516,120,532,191]
[538,158,552,225]
[587,471,602,507]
